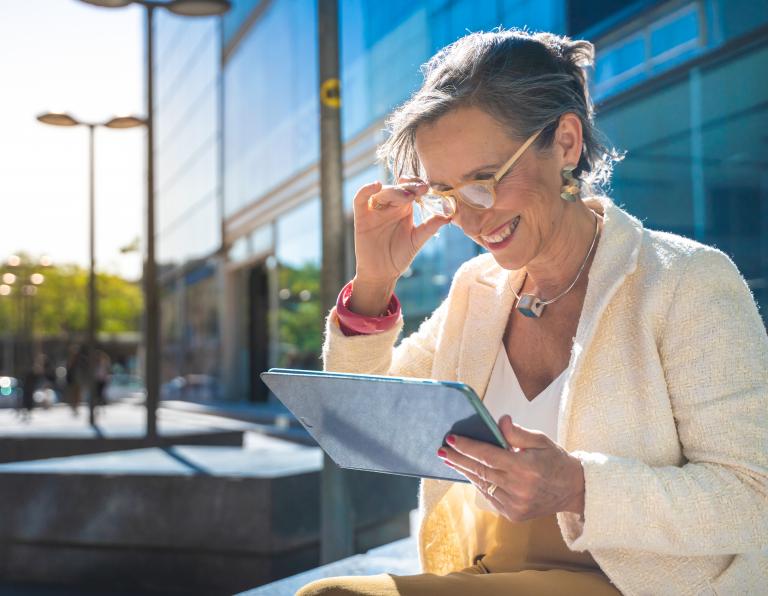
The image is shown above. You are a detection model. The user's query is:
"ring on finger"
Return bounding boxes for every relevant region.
[487,482,498,497]
[369,196,385,210]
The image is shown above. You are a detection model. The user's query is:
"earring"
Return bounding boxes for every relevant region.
[560,165,581,202]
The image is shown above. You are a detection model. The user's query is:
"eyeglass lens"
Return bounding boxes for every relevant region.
[458,183,494,208]
[420,193,456,217]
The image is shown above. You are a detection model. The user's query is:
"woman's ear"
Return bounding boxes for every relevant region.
[553,113,583,167]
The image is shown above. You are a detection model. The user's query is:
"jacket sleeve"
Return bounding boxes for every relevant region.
[322,295,450,379]
[560,248,768,556]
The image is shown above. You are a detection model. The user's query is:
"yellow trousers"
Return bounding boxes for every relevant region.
[298,485,620,595]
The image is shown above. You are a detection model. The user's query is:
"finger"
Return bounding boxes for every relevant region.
[440,446,505,485]
[454,464,526,520]
[397,175,426,185]
[367,183,426,211]
[353,181,383,210]
[498,415,550,450]
[446,435,512,470]
[411,213,452,250]
[448,462,509,507]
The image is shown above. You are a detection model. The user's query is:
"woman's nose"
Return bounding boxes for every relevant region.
[453,208,491,237]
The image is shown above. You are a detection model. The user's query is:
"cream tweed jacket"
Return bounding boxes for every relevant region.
[322,195,768,595]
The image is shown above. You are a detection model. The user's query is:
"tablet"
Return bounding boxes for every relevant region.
[260,368,508,483]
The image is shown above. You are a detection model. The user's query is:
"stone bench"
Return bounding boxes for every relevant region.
[0,434,417,594]
[238,536,420,595]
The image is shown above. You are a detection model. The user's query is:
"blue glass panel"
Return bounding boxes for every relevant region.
[276,198,321,268]
[250,223,274,256]
[597,43,768,324]
[229,235,250,263]
[155,13,220,267]
[343,165,382,212]
[341,4,430,140]
[428,6,453,52]
[158,194,220,267]
[500,0,565,33]
[224,0,319,216]
[398,223,479,332]
[341,0,566,141]
[360,0,420,48]
[223,0,261,47]
[594,35,645,86]
[719,0,768,41]
[449,0,499,36]
[650,7,698,59]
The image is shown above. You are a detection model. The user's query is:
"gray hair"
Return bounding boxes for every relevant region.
[377,29,623,193]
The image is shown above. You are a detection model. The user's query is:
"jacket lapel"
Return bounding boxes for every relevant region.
[556,196,644,447]
[456,264,523,399]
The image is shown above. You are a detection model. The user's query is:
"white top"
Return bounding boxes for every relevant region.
[483,342,567,442]
[474,342,568,512]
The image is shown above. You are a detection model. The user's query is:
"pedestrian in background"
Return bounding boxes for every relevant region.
[65,344,86,416]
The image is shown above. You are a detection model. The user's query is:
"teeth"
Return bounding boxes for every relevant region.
[483,216,520,244]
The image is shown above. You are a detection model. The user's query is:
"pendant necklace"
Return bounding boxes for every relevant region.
[512,212,600,319]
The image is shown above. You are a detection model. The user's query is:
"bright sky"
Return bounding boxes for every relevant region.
[0,0,145,280]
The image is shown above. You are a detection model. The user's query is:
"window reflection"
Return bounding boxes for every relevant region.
[224,0,319,217]
[275,199,322,369]
[599,42,768,323]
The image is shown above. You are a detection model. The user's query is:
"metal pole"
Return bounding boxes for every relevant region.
[87,124,98,426]
[28,287,36,372]
[144,4,160,439]
[14,283,22,380]
[21,288,29,374]
[318,0,353,563]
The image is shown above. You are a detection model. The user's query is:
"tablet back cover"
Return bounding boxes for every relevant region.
[261,369,504,483]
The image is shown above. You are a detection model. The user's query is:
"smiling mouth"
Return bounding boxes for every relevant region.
[481,215,520,245]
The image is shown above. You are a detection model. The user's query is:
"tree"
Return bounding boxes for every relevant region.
[276,262,322,368]
[0,255,142,339]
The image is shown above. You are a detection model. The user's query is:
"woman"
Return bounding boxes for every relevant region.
[299,30,767,595]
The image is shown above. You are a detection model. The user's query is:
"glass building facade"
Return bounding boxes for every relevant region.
[154,0,768,402]
[155,11,222,392]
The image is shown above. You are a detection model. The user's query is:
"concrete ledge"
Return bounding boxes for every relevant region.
[239,537,420,595]
[0,438,417,594]
[0,431,244,463]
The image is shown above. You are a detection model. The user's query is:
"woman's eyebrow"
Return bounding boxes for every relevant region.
[429,163,502,188]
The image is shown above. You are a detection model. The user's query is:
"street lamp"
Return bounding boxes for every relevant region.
[37,112,144,426]
[79,0,231,439]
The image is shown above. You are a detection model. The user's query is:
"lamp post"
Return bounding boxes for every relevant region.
[80,0,231,439]
[37,113,144,425]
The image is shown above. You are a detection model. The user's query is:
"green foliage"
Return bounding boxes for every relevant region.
[0,256,142,338]
[276,263,322,368]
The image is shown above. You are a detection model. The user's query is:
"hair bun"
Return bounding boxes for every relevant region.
[561,39,595,69]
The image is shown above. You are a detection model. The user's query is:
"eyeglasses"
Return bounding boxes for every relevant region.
[415,128,543,218]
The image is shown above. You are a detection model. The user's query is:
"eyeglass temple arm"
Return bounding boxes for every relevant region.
[493,129,543,182]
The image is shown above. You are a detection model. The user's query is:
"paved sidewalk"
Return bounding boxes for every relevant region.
[0,402,257,437]
[0,402,257,463]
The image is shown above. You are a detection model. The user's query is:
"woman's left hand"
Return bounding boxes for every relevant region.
[439,415,585,521]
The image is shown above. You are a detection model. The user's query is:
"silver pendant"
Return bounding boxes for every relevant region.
[516,294,546,318]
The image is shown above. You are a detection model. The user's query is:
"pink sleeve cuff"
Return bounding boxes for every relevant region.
[336,281,401,336]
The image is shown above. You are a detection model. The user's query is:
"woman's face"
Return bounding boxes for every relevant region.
[414,106,574,271]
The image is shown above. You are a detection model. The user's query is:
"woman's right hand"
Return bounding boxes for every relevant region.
[353,177,451,283]
[349,177,451,316]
